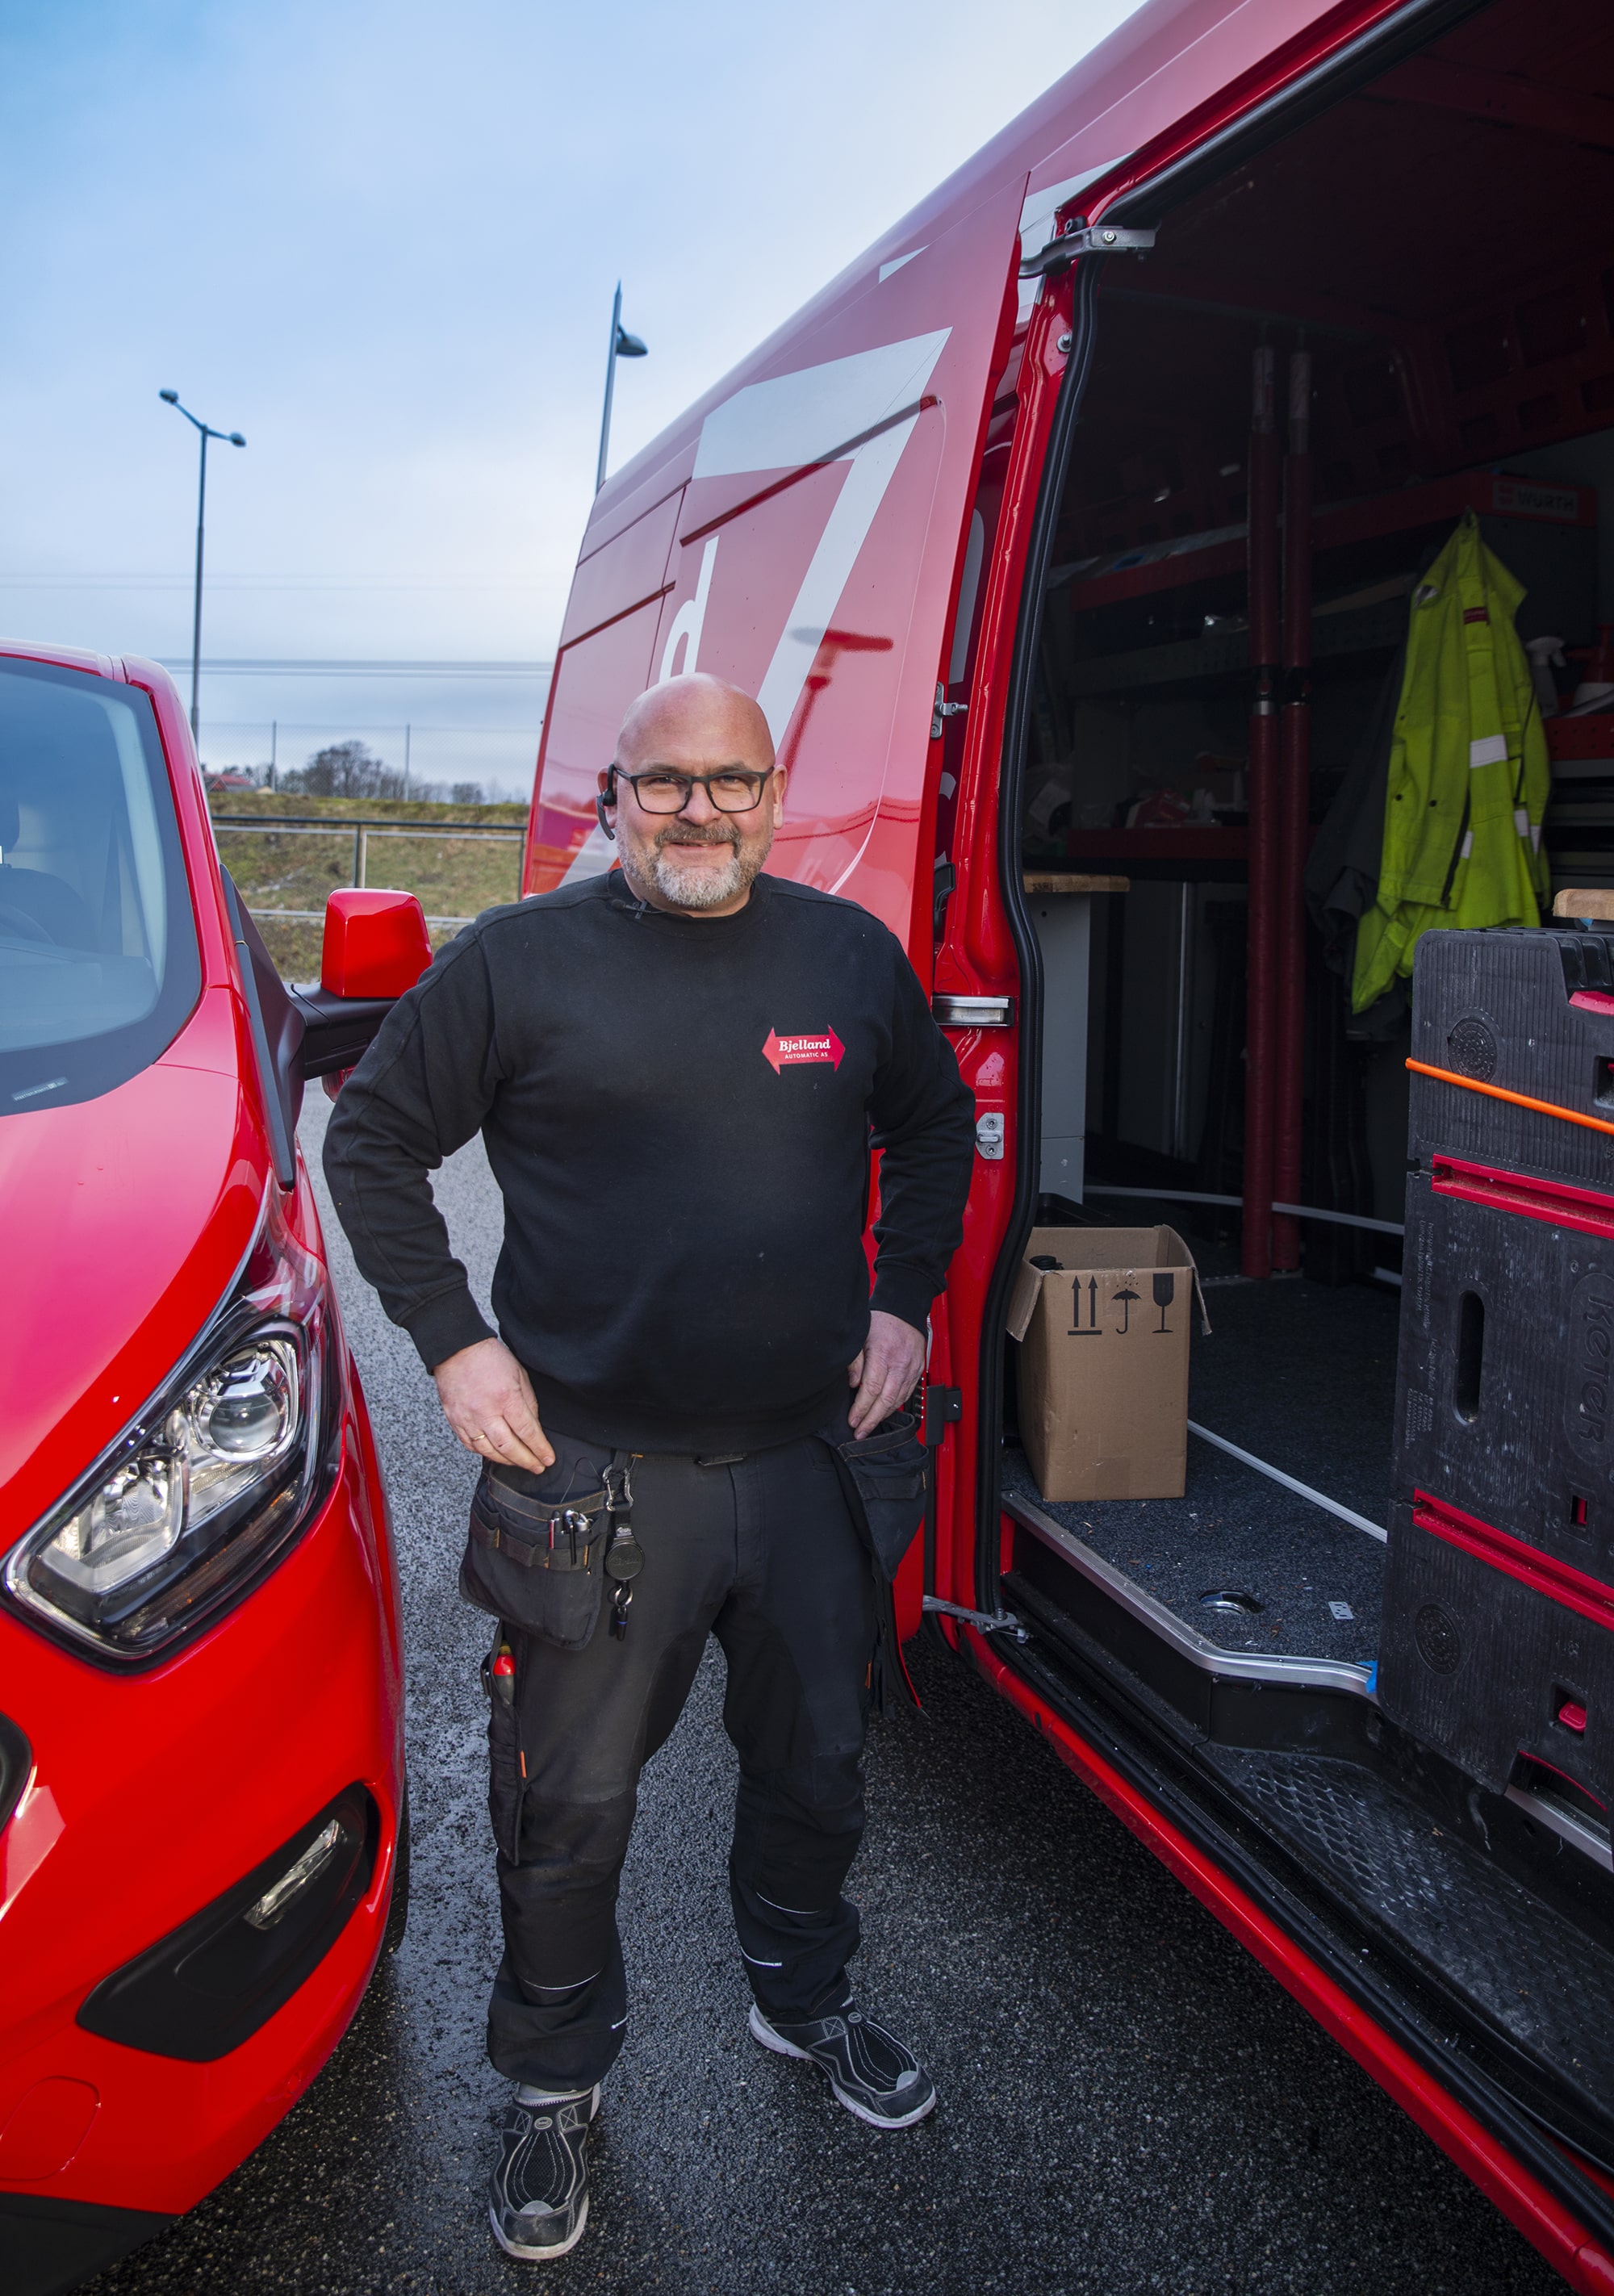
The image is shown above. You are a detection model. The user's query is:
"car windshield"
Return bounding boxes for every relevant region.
[0,658,200,1111]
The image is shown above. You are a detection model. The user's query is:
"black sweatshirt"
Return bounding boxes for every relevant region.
[322,869,976,1453]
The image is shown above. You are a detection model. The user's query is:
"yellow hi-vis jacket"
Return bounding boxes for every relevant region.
[1353,510,1550,1013]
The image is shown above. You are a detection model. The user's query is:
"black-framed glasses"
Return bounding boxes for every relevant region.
[606,763,771,815]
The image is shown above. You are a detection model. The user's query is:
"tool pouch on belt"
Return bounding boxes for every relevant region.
[460,1431,617,1650]
[817,1407,929,1716]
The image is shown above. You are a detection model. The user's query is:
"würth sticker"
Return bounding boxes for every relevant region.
[763,1028,844,1073]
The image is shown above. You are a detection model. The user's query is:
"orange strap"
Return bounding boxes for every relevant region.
[1406,1057,1614,1140]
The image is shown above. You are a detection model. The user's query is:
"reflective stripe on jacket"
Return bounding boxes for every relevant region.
[1353,511,1549,1012]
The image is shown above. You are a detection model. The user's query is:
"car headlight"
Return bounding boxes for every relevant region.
[4,1186,337,1665]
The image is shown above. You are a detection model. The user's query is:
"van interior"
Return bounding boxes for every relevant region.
[1001,0,1614,1667]
[985,0,1614,2168]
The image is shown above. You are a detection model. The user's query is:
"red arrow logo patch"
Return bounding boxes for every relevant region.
[763,1027,845,1073]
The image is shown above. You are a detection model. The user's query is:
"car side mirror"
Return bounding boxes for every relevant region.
[321,888,433,999]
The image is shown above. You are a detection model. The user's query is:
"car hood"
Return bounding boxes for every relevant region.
[0,991,267,1534]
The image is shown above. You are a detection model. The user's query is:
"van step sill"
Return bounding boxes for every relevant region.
[1202,1742,1614,2154]
[1001,1442,1384,1665]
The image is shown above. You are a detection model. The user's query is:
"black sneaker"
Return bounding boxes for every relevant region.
[487,2086,600,2260]
[748,2001,936,2129]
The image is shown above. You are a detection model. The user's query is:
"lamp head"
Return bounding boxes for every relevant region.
[615,327,647,358]
[228,433,246,447]
[159,389,179,404]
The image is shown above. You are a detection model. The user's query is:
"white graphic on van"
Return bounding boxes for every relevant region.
[689,328,951,753]
[658,534,718,684]
[562,329,950,888]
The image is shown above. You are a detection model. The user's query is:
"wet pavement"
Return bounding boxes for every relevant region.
[90,1098,1559,2295]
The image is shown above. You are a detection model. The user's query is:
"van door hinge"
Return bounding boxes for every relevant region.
[932,681,968,738]
[1020,221,1156,278]
[923,1596,1027,1641]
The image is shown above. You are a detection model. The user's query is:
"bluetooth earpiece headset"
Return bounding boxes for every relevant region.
[596,763,619,842]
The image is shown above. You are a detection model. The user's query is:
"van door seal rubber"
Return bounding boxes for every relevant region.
[974,253,1104,1625]
[1102,0,1495,233]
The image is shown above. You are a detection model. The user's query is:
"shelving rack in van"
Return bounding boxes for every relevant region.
[1030,444,1601,1271]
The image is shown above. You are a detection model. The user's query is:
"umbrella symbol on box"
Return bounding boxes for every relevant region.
[1112,1285,1139,1334]
[1152,1272,1176,1332]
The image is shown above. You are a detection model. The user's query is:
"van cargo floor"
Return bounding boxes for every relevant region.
[1199,1741,1614,2161]
[1002,1274,1401,1667]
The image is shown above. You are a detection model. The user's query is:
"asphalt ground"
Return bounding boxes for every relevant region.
[90,1096,1561,2296]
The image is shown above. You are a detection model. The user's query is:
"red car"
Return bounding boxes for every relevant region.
[525,0,1614,2284]
[0,642,428,2293]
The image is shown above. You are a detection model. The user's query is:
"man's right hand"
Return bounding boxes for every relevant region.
[432,1337,555,1474]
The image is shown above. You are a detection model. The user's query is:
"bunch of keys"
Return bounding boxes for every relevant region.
[602,1461,644,1640]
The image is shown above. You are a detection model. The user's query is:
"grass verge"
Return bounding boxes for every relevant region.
[209,792,527,981]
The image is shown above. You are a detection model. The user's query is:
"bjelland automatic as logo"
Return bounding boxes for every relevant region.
[763,1028,844,1073]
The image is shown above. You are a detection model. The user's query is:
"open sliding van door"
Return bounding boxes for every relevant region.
[938,0,1516,1641]
[909,0,1513,1662]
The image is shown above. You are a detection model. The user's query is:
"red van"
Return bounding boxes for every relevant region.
[524,0,1614,2285]
[0,644,427,2293]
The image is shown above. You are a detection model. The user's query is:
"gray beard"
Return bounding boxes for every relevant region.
[642,830,767,910]
[652,845,746,907]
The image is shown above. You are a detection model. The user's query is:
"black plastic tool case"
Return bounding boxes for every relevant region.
[1382,922,1614,1798]
[1378,1500,1613,1805]
[1409,922,1614,1190]
[1397,1170,1614,1579]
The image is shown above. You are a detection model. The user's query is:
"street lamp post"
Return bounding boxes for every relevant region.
[595,284,647,496]
[160,391,245,752]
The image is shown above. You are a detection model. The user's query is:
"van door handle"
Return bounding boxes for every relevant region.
[932,994,1015,1028]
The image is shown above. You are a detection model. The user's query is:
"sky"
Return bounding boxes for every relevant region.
[0,0,1142,793]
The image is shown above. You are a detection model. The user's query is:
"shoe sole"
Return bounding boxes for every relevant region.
[489,2193,588,2261]
[748,2004,937,2130]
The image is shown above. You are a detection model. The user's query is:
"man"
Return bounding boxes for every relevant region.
[324,673,975,2262]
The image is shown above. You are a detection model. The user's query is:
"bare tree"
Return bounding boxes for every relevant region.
[277,741,494,805]
[283,741,404,799]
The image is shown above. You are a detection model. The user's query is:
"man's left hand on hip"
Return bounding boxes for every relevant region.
[847,1310,926,1437]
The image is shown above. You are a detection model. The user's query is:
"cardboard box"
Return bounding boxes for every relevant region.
[1006,1226,1207,1503]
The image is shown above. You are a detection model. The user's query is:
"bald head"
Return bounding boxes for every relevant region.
[601,674,784,918]
[617,673,774,772]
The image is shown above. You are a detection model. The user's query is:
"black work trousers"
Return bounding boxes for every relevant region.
[478,1427,876,2093]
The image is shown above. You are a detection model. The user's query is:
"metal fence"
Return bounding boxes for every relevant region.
[211,812,527,928]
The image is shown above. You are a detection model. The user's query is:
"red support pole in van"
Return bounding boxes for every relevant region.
[1242,346,1280,1280]
[1272,348,1313,1273]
